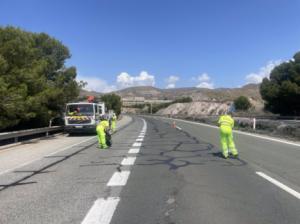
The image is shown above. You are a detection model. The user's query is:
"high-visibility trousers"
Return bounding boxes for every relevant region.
[111,120,116,132]
[96,125,107,148]
[219,126,238,156]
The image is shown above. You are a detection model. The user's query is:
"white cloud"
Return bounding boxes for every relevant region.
[78,70,156,93]
[116,71,155,89]
[165,75,179,89]
[197,73,210,82]
[166,83,175,89]
[77,76,117,93]
[196,73,214,89]
[245,60,282,84]
[196,82,214,89]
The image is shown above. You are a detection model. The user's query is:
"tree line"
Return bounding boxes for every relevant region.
[0,27,80,131]
[233,52,300,116]
[260,52,300,116]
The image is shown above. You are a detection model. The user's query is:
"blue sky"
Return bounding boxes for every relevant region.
[1,0,300,92]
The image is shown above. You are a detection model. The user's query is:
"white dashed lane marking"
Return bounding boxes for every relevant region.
[81,197,120,224]
[107,171,131,186]
[82,118,147,224]
[132,142,142,147]
[121,157,136,165]
[128,148,140,154]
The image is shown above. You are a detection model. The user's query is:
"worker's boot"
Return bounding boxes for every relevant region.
[101,144,108,149]
[230,148,238,158]
[222,152,228,159]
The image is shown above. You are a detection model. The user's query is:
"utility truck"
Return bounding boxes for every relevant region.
[64,99,105,133]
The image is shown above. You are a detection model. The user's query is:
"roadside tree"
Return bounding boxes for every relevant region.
[0,27,80,130]
[234,96,252,111]
[260,52,300,115]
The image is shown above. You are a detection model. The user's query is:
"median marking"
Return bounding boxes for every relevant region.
[256,172,300,200]
[121,157,136,166]
[128,148,140,154]
[82,118,147,224]
[107,171,130,186]
[81,197,120,224]
[132,142,142,147]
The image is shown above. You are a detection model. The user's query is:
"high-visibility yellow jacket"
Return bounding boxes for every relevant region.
[97,120,110,132]
[218,115,234,128]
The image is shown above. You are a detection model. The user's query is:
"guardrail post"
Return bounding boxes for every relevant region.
[14,137,18,143]
[46,118,53,137]
[253,118,256,130]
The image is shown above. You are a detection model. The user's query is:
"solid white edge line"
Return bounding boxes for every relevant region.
[160,117,300,148]
[128,148,140,154]
[136,138,144,142]
[121,157,136,166]
[176,126,182,130]
[0,136,97,176]
[107,171,131,186]
[81,197,120,224]
[256,172,300,200]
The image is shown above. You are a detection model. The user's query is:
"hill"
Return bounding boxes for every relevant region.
[79,84,263,111]
[114,84,262,102]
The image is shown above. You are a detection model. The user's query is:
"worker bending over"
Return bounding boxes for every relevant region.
[218,111,238,159]
[96,115,110,149]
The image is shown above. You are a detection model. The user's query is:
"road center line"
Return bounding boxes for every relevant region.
[132,142,142,147]
[128,148,140,154]
[81,197,120,224]
[121,157,136,165]
[107,171,130,186]
[256,172,300,200]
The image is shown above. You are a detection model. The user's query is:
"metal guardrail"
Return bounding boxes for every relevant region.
[0,126,63,143]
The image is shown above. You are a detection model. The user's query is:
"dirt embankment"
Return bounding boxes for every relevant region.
[156,101,231,116]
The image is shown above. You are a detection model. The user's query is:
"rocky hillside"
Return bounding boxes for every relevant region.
[79,84,264,115]
[114,84,262,102]
[156,102,231,116]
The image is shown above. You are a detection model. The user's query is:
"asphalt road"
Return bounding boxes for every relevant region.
[0,116,299,224]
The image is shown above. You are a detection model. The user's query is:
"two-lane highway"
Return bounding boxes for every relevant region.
[110,116,300,224]
[0,115,299,224]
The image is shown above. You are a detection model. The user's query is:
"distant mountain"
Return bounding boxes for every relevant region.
[80,84,262,103]
[114,84,262,102]
[79,89,103,98]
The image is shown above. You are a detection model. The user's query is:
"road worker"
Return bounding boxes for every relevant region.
[218,111,238,158]
[96,115,110,149]
[111,113,117,133]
